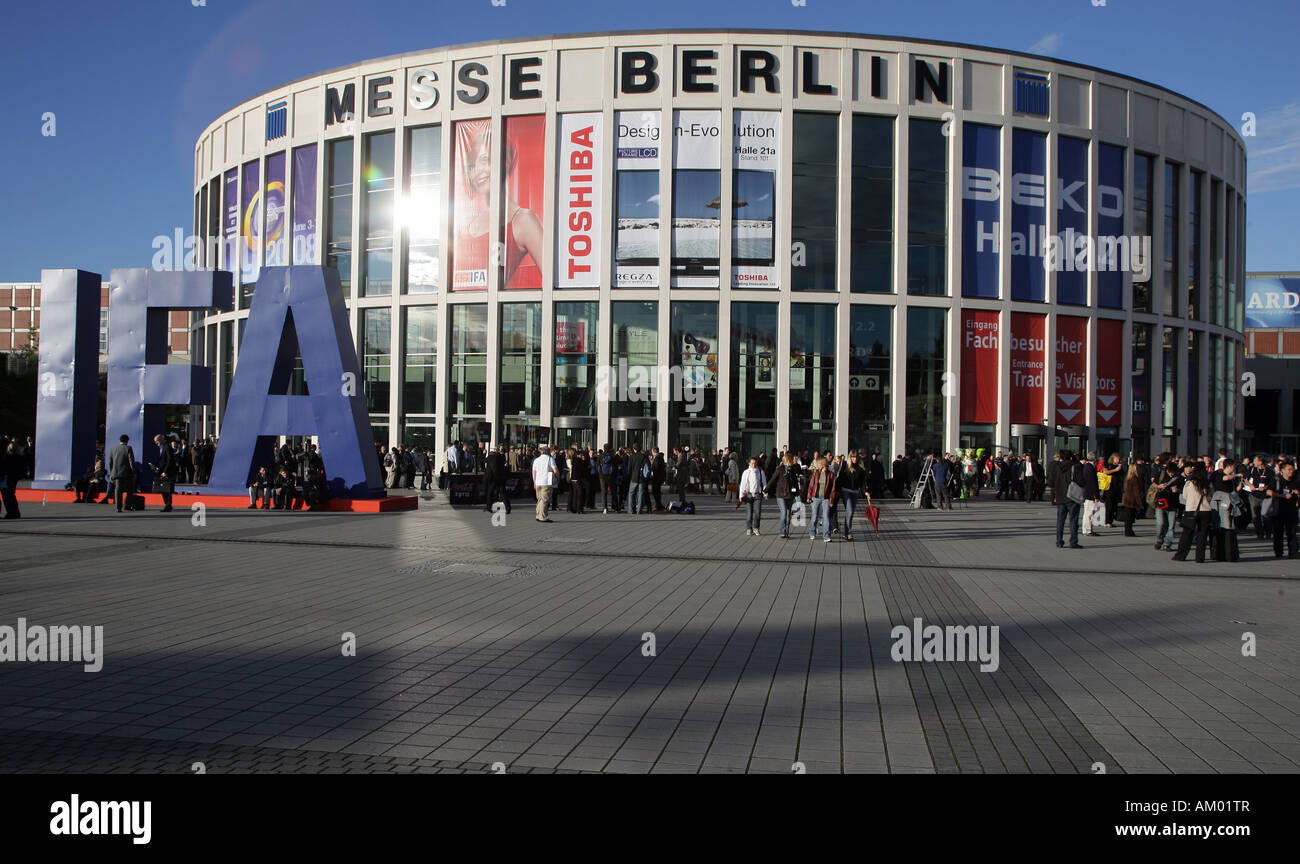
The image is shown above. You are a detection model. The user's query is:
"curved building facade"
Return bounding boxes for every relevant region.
[191,30,1247,460]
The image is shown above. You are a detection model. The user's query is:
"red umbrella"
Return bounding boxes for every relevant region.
[863,500,881,534]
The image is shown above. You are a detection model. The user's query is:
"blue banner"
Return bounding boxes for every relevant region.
[1097,144,1125,309]
[1055,136,1088,306]
[1010,130,1046,302]
[961,123,1000,299]
[1245,277,1300,328]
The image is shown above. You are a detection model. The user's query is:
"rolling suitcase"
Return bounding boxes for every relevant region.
[125,493,146,511]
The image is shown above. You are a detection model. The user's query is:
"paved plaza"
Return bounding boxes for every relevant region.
[0,492,1296,773]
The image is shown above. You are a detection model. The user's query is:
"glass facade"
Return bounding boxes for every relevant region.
[669,301,718,453]
[907,118,947,296]
[847,305,891,455]
[555,302,598,416]
[1162,162,1180,317]
[194,35,1247,461]
[361,307,391,417]
[1132,154,1154,313]
[611,301,658,418]
[361,132,395,296]
[402,306,437,440]
[850,115,893,293]
[791,113,838,292]
[789,304,836,452]
[730,301,778,456]
[405,125,442,294]
[501,303,542,441]
[905,307,946,456]
[449,304,488,438]
[326,138,354,293]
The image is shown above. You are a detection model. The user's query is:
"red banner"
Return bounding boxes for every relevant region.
[1010,313,1046,424]
[960,310,999,424]
[501,114,545,290]
[1095,318,1123,426]
[1054,316,1088,426]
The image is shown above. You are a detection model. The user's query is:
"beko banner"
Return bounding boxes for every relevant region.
[614,110,661,288]
[961,123,1001,299]
[556,113,603,288]
[731,110,780,289]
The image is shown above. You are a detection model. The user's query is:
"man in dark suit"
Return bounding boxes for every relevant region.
[625,444,649,514]
[483,444,511,514]
[867,452,886,498]
[153,434,178,512]
[1020,453,1042,503]
[108,434,137,513]
[649,447,666,512]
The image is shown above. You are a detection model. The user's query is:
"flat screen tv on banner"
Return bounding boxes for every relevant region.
[671,109,722,288]
[615,110,661,288]
[731,110,779,289]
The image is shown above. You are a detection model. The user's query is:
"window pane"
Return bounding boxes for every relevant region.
[851,115,893,294]
[405,126,442,293]
[907,119,947,296]
[326,139,354,293]
[362,131,395,296]
[791,113,838,292]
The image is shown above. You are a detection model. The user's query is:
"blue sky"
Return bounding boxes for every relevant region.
[1,0,1297,281]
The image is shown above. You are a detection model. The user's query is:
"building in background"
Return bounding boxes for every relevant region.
[0,281,191,375]
[188,29,1248,460]
[1243,273,1300,454]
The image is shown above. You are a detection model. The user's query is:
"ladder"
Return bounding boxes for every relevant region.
[910,456,935,509]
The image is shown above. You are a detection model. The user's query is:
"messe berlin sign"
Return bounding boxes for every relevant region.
[33,266,384,498]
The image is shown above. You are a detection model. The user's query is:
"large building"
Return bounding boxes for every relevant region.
[189,29,1248,461]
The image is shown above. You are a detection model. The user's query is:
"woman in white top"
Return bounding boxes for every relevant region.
[1172,464,1212,563]
[739,456,768,536]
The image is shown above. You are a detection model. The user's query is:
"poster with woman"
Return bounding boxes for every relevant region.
[452,119,492,290]
[500,115,545,289]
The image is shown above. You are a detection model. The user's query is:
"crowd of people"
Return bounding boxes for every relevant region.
[493,442,886,542]
[1021,449,1298,562]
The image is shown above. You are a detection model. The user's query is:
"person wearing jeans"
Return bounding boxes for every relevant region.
[764,453,798,539]
[838,452,866,540]
[739,456,766,536]
[1047,451,1083,548]
[804,457,838,542]
[1152,464,1183,551]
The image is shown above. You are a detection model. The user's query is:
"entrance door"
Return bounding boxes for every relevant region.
[614,427,654,451]
[1012,434,1047,463]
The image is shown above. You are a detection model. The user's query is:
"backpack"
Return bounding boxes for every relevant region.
[599,454,613,476]
[641,460,651,479]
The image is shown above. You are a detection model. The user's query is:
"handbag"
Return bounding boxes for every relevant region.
[1066,481,1085,504]
[1097,470,1112,491]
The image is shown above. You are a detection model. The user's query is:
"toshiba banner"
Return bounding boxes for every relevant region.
[556,113,603,288]
[1095,318,1124,426]
[1054,316,1088,425]
[731,110,779,289]
[960,310,999,424]
[1009,312,1047,424]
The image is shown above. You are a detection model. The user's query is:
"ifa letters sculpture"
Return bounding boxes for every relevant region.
[33,266,384,498]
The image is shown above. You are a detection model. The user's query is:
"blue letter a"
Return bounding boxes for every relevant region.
[207,266,384,497]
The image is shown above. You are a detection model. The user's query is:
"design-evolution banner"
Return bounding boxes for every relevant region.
[1054,315,1088,425]
[1095,318,1123,426]
[1010,312,1046,424]
[960,309,999,424]
[556,113,603,288]
[614,110,661,288]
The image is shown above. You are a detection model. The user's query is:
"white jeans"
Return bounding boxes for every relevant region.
[1081,499,1098,534]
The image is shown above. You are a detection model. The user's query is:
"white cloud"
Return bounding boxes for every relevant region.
[1028,32,1064,56]
[1246,102,1300,194]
